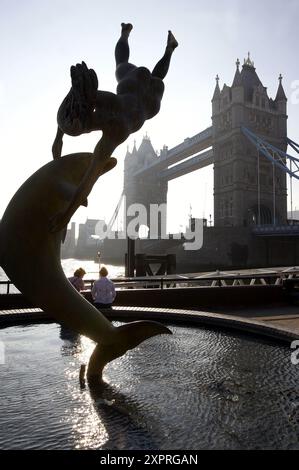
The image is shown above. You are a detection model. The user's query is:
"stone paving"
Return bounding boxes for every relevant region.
[215,305,299,336]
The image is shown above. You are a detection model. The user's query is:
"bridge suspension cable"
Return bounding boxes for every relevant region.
[106,192,124,233]
[242,127,299,224]
[287,137,299,156]
[286,137,299,219]
[242,127,299,180]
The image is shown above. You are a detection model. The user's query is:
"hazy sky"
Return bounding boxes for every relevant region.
[1,0,299,232]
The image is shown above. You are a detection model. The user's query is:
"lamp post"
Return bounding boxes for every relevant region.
[91,235,101,267]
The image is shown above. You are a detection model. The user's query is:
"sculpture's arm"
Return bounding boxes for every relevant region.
[50,134,118,233]
[52,127,64,159]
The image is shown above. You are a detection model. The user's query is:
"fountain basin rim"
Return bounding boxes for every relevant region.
[0,306,297,345]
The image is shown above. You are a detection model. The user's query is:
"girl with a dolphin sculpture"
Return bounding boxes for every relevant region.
[0,23,178,384]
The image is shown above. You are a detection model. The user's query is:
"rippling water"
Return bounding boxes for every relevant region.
[0,323,298,450]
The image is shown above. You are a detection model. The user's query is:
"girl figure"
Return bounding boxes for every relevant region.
[50,23,178,233]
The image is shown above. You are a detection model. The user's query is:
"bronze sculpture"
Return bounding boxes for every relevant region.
[51,23,178,233]
[0,23,178,383]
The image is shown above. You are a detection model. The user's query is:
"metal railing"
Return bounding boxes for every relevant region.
[1,270,299,294]
[106,272,299,290]
[0,281,15,295]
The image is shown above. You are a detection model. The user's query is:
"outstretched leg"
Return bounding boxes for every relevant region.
[115,23,132,65]
[115,23,136,82]
[152,31,178,79]
[52,127,64,159]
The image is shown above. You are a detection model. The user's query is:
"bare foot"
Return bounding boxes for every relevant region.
[167,31,178,51]
[121,23,133,36]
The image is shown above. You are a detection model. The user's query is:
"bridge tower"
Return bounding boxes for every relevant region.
[123,135,168,236]
[212,55,288,227]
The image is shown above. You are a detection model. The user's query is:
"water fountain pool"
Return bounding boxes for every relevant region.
[0,321,298,450]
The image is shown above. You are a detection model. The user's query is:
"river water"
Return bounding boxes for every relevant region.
[0,259,125,293]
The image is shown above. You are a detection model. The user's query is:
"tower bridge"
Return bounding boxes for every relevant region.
[101,54,299,271]
[123,53,296,232]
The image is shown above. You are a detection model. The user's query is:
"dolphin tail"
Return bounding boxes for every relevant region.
[87,320,172,382]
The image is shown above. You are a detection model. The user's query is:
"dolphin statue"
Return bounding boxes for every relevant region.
[0,152,172,382]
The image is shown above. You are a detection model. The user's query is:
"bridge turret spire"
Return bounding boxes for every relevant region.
[244,52,255,68]
[232,58,242,87]
[212,74,221,101]
[132,139,138,157]
[275,73,287,101]
[125,145,131,159]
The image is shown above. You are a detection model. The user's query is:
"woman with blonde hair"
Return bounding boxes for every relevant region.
[91,266,116,309]
[68,267,86,293]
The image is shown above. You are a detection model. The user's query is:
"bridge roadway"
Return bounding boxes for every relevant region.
[133,126,213,179]
[160,149,214,181]
[253,225,299,237]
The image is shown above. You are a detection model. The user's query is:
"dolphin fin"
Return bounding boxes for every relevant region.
[100,157,117,176]
[87,321,172,382]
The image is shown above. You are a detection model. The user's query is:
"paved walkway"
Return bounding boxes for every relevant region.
[214,305,299,336]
